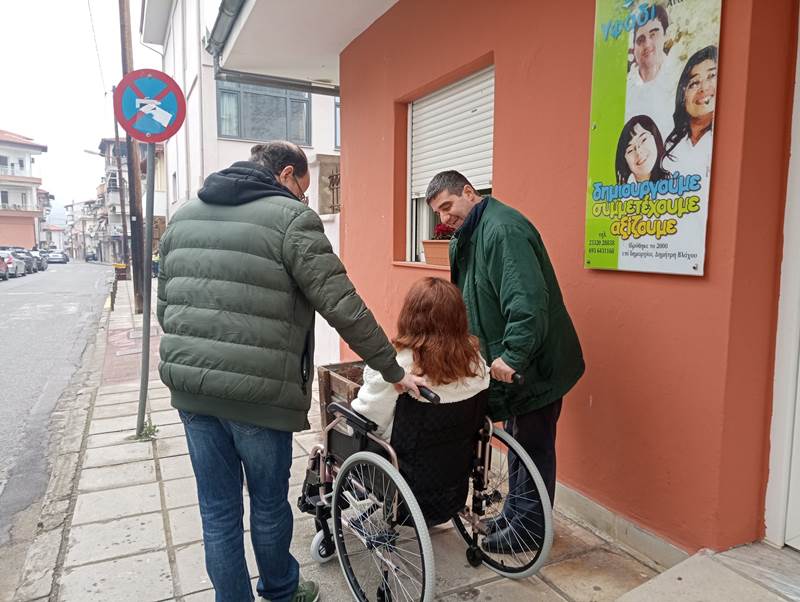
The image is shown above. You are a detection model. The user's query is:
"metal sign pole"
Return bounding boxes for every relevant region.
[136,142,156,436]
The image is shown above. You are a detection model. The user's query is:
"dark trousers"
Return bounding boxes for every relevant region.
[504,398,562,516]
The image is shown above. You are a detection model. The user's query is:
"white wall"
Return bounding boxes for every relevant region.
[0,146,34,177]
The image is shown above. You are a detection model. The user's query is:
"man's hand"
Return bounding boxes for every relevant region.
[490,357,516,383]
[393,371,427,397]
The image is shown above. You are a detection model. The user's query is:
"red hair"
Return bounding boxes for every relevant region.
[393,277,484,386]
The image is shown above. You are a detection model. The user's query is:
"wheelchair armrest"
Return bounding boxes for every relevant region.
[327,402,379,434]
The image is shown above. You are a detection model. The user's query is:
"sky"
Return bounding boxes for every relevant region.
[0,1,163,224]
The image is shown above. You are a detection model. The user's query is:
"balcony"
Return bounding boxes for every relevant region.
[0,165,41,185]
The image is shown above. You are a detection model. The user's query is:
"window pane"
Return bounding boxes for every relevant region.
[335,103,341,148]
[289,100,308,144]
[0,156,7,166]
[219,91,239,137]
[288,90,309,99]
[243,93,287,140]
[242,83,285,96]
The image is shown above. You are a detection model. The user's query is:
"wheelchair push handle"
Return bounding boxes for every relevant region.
[490,372,525,385]
[417,385,441,404]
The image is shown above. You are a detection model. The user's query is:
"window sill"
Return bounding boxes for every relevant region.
[392,261,450,272]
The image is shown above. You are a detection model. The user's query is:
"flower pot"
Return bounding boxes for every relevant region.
[422,239,451,267]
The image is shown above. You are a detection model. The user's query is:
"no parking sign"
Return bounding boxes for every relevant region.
[114,69,185,436]
[113,69,185,142]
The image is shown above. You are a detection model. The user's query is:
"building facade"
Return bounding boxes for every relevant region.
[199,0,800,563]
[0,129,48,248]
[141,0,343,365]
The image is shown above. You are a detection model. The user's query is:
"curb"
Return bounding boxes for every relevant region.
[12,304,111,602]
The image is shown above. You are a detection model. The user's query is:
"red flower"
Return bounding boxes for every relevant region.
[433,223,456,240]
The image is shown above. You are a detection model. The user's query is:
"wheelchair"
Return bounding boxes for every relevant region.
[297,386,554,601]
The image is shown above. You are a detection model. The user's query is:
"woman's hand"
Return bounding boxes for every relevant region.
[393,372,427,396]
[490,357,516,383]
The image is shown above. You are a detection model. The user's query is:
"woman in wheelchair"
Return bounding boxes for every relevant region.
[350,276,490,440]
[298,278,553,601]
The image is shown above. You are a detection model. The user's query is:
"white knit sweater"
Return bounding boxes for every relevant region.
[350,348,490,440]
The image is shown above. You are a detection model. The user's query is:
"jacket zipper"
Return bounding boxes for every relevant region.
[300,330,311,395]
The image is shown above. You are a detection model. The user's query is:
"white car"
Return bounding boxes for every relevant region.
[0,250,26,278]
[46,250,69,264]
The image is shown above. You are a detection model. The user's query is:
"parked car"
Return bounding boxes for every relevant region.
[0,254,7,281]
[47,250,68,264]
[30,250,48,271]
[85,250,97,262]
[0,250,25,278]
[12,249,37,273]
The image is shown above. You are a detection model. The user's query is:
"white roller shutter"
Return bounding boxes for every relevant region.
[410,66,495,198]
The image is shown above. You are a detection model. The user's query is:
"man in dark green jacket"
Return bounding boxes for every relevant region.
[427,170,584,554]
[158,141,423,602]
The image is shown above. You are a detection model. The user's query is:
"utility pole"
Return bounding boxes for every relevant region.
[118,0,144,313]
[111,94,131,274]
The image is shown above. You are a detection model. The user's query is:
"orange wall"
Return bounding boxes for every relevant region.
[0,213,37,248]
[339,0,797,552]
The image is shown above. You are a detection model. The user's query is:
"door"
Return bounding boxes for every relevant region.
[785,380,800,550]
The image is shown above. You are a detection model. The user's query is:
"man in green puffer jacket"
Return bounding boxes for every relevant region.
[157,141,423,602]
[426,170,585,555]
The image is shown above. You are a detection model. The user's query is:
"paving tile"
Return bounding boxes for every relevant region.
[94,391,139,406]
[161,454,194,480]
[83,441,153,468]
[294,560,352,601]
[174,541,256,595]
[617,552,786,602]
[157,436,189,458]
[78,460,156,492]
[92,401,140,419]
[294,432,324,454]
[540,547,657,602]
[97,382,140,397]
[86,429,138,448]
[547,514,606,565]
[169,506,203,546]
[156,422,186,439]
[292,439,308,459]
[290,455,309,486]
[150,395,173,412]
[73,482,162,525]
[151,409,181,427]
[290,515,322,568]
[89,414,139,435]
[163,477,199,509]
[59,550,173,602]
[438,575,567,600]
[65,512,166,567]
[430,527,495,593]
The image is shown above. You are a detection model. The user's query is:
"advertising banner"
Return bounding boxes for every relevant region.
[585,0,722,275]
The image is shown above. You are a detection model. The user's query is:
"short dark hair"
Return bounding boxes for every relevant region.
[635,4,669,37]
[424,170,475,204]
[249,141,308,178]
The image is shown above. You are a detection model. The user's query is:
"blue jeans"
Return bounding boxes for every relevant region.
[179,410,299,602]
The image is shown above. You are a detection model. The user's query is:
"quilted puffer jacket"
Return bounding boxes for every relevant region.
[157,161,403,432]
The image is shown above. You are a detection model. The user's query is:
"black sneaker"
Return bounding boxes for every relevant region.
[481,524,539,555]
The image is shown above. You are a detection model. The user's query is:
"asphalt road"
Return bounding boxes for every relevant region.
[0,261,111,545]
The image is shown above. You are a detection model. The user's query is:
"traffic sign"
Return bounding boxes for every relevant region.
[114,69,186,142]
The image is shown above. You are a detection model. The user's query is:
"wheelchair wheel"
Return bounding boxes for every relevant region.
[452,427,553,579]
[332,451,435,602]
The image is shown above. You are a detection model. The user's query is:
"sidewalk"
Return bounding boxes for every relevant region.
[12,279,728,601]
